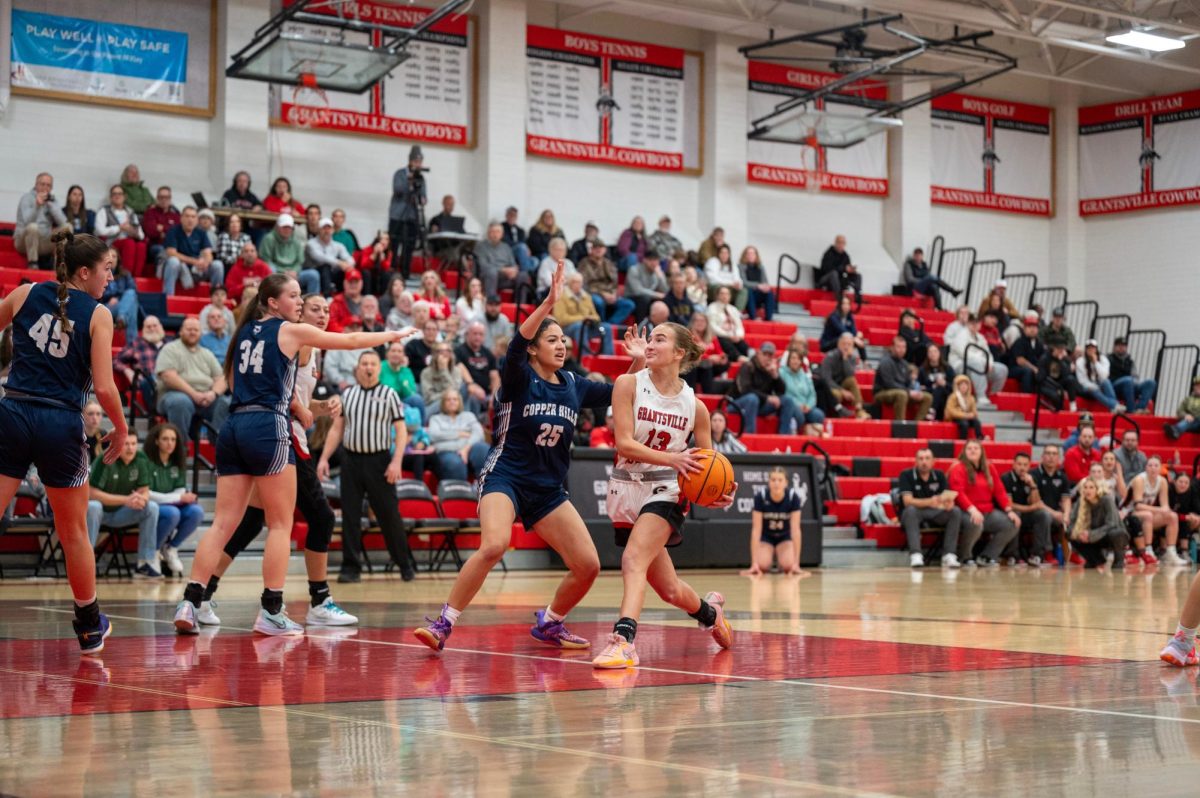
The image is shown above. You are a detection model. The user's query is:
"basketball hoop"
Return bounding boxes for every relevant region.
[802,131,823,195]
[289,72,331,129]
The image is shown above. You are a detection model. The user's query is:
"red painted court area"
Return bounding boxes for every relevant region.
[0,618,1117,720]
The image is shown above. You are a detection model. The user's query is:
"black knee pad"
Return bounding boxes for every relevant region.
[304,502,335,554]
[224,506,267,559]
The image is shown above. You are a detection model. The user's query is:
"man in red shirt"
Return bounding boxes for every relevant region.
[328,268,365,332]
[225,240,273,302]
[1064,426,1102,483]
[143,185,181,269]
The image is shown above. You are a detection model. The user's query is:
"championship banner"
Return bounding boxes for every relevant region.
[1079,89,1200,216]
[275,0,474,147]
[746,61,889,196]
[931,92,1052,216]
[526,26,687,172]
[10,9,188,106]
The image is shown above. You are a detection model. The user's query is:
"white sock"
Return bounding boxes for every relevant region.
[544,605,564,623]
[74,595,96,608]
[442,605,462,626]
[1178,623,1198,644]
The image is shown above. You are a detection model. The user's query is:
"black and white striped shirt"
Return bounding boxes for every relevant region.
[340,382,403,454]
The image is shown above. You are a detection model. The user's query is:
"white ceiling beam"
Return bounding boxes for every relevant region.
[1045,34,1200,74]
[1026,0,1200,35]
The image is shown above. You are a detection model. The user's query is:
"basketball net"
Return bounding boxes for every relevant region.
[289,72,330,129]
[802,131,823,195]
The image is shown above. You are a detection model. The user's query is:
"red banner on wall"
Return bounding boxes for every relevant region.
[1078,89,1200,216]
[526,26,688,172]
[746,62,890,196]
[930,92,1053,217]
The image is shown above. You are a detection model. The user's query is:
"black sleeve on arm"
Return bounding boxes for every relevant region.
[499,332,531,401]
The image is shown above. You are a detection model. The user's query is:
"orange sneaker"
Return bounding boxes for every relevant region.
[703,591,734,650]
[1161,632,1199,667]
[591,633,638,669]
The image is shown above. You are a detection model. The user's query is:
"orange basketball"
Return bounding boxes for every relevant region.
[678,449,736,507]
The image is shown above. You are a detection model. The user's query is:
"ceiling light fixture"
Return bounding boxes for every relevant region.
[1106,29,1186,52]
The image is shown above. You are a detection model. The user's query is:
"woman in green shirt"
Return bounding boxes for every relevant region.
[145,423,204,577]
[380,341,427,423]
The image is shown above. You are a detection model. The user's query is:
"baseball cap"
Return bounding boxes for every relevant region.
[590,238,606,248]
[1114,336,1128,345]
[198,208,216,221]
[318,217,333,228]
[1085,338,1099,348]
[585,221,598,231]
[1023,311,1039,324]
[485,294,502,304]
[995,279,1007,288]
[344,315,363,327]
[759,341,777,354]
[277,213,295,228]
[659,214,671,223]
[1052,306,1065,317]
[345,268,363,282]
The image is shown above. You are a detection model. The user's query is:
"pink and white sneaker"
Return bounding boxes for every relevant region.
[1160,632,1199,667]
[703,592,734,650]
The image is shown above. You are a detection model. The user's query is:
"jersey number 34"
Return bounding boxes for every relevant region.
[238,340,265,375]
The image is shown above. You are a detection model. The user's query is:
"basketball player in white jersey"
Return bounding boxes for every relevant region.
[593,322,737,669]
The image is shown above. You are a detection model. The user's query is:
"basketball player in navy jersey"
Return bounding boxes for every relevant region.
[741,466,805,576]
[593,322,736,669]
[414,262,646,652]
[0,231,128,653]
[174,273,413,636]
[199,293,356,628]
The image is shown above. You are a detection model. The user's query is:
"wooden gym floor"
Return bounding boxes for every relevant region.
[3,565,1200,796]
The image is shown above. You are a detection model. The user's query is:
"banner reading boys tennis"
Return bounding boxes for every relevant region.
[1078,89,1200,216]
[746,61,889,196]
[10,9,188,106]
[931,93,1052,216]
[526,26,687,172]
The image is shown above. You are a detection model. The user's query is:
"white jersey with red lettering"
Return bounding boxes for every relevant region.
[291,349,320,457]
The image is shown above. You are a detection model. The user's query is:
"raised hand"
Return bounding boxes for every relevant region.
[545,260,565,307]
[623,327,649,361]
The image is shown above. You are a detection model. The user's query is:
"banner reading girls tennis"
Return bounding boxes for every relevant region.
[746,61,889,196]
[1078,89,1200,216]
[930,92,1052,216]
[526,26,690,172]
[10,9,188,106]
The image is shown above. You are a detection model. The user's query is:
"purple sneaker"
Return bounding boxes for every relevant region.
[414,611,453,652]
[530,609,590,649]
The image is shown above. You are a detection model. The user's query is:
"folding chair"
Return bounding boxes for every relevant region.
[95,522,139,578]
[435,479,499,572]
[394,479,460,572]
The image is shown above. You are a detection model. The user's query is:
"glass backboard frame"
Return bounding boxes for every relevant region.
[749,107,901,149]
[228,32,410,94]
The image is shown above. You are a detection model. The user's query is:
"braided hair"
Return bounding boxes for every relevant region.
[50,230,109,335]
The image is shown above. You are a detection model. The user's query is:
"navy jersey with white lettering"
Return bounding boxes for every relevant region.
[479,331,612,492]
[6,282,98,409]
[753,488,802,535]
[229,317,297,416]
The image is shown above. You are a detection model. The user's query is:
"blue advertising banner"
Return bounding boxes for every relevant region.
[10,9,188,105]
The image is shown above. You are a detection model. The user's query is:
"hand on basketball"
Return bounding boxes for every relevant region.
[100,427,128,465]
[710,481,738,509]
[667,448,704,476]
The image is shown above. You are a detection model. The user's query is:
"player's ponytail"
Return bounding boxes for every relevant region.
[224,272,297,383]
[663,321,704,374]
[50,230,109,336]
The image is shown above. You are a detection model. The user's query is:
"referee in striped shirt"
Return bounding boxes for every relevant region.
[317,350,414,582]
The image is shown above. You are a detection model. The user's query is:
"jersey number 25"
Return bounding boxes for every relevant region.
[535,423,564,447]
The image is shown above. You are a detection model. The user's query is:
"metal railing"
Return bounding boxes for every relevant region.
[775,253,803,293]
[1128,329,1167,407]
[1002,272,1039,315]
[1156,344,1200,418]
[934,245,977,310]
[1062,301,1098,348]
[1108,412,1139,450]
[1030,286,1068,316]
[965,259,1006,310]
[1091,314,1132,353]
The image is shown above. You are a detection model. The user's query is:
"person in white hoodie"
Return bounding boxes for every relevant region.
[948,313,1008,404]
[1075,339,1123,413]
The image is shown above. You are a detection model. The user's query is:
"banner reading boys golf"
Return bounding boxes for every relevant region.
[10,9,188,106]
[931,92,1052,216]
[526,26,691,172]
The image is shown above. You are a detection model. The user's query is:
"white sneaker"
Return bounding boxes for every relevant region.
[1163,547,1188,566]
[941,553,961,568]
[253,608,304,636]
[306,597,358,626]
[910,552,925,568]
[164,547,184,576]
[196,600,221,626]
[173,600,198,635]
[1115,403,1127,414]
[1069,401,1078,412]
[1027,555,1042,567]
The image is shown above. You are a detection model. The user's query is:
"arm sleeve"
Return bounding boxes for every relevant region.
[498,332,531,401]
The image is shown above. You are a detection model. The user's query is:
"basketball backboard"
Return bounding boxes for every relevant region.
[231,32,408,94]
[749,107,901,149]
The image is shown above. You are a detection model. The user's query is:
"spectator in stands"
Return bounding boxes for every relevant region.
[100,249,140,333]
[15,172,67,267]
[731,342,798,435]
[707,285,750,362]
[649,215,683,260]
[420,342,467,410]
[616,216,648,271]
[948,313,1007,405]
[874,336,933,421]
[86,432,161,576]
[62,185,94,235]
[554,273,613,355]
[304,203,324,242]
[942,305,971,346]
[388,148,427,280]
[380,341,424,420]
[1098,450,1128,505]
[328,269,366,333]
[1075,339,1122,412]
[824,332,869,419]
[306,216,354,295]
[427,194,466,263]
[198,309,231,362]
[948,440,1020,567]
[380,276,409,321]
[1115,430,1147,479]
[1040,307,1079,357]
[456,321,500,409]
[1037,343,1080,411]
[352,231,391,297]
[627,251,669,319]
[197,208,219,249]
[576,239,630,325]
[898,310,931,366]
[477,221,524,300]
[918,343,956,420]
[1032,444,1072,543]
[945,374,984,439]
[155,317,230,444]
[416,270,452,320]
[1166,377,1200,440]
[1129,455,1186,565]
[980,312,1007,362]
[817,235,861,298]
[1002,452,1055,566]
[264,176,306,218]
[664,271,696,326]
[331,208,360,254]
[482,295,513,350]
[1064,425,1102,483]
[95,184,147,274]
[977,280,1018,323]
[403,318,439,383]
[698,227,726,263]
[224,241,271,303]
[119,164,153,213]
[820,295,866,356]
[685,312,729,394]
[567,221,599,265]
[591,407,616,448]
[1107,337,1156,414]
[1170,471,1200,543]
[162,207,223,296]
[901,247,959,309]
[527,208,564,260]
[705,244,747,310]
[536,237,577,299]
[455,276,486,329]
[428,389,491,481]
[710,409,748,454]
[320,316,369,391]
[1007,313,1046,394]
[683,265,708,310]
[198,285,235,335]
[220,170,261,213]
[118,315,166,408]
[1068,476,1129,569]
[144,422,204,578]
[780,348,826,437]
[501,206,536,271]
[83,400,106,461]
[214,213,251,271]
[143,186,180,266]
[738,246,775,321]
[260,215,317,294]
[898,448,965,568]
